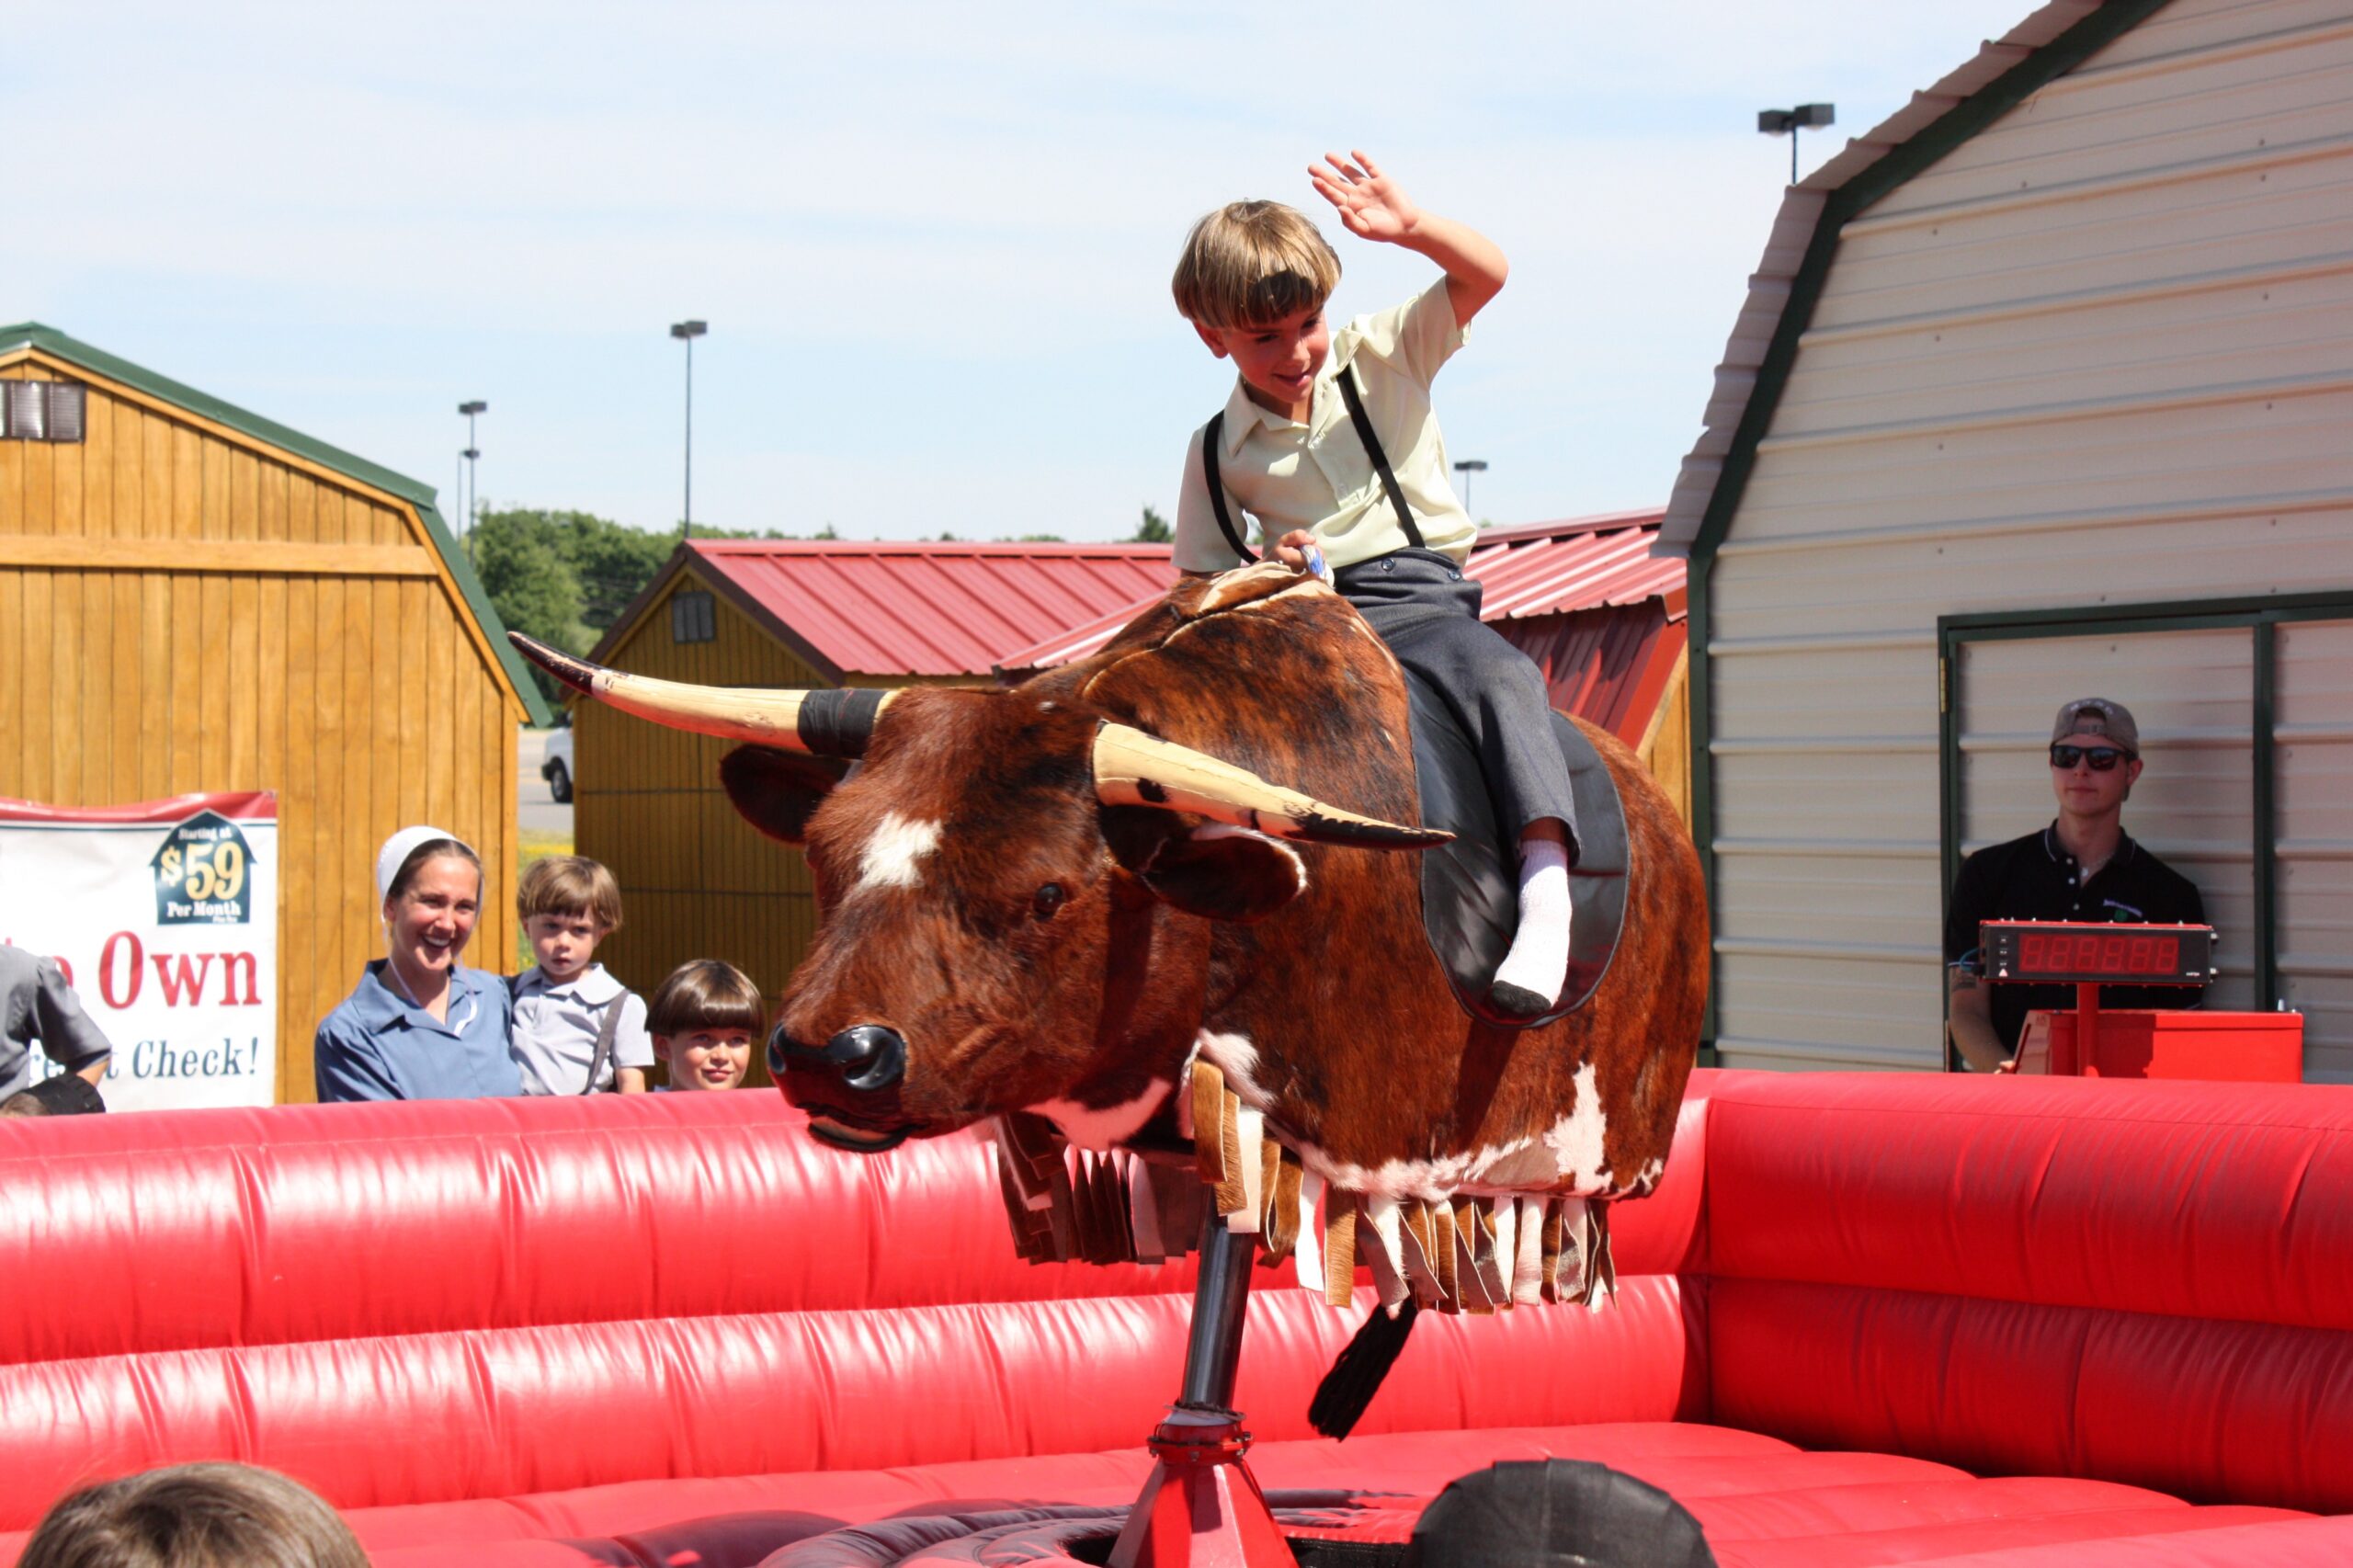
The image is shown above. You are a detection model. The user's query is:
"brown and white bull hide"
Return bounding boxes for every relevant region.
[523,563,1707,1319]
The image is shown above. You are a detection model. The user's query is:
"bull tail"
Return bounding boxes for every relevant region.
[1307,1298,1421,1439]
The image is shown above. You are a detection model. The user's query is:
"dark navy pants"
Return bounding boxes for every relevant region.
[1333,548,1581,863]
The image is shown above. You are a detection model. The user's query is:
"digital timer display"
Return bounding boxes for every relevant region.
[2022,930,2176,974]
[1981,921,2213,986]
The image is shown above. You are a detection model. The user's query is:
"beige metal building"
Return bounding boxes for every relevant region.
[1665,0,2353,1076]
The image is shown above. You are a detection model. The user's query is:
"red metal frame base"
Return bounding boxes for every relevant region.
[1107,1407,1293,1568]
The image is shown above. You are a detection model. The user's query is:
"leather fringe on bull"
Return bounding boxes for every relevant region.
[991,1058,1619,1438]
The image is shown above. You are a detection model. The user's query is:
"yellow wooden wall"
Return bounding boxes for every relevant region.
[577,570,983,1086]
[1636,647,1693,834]
[576,572,828,1086]
[0,356,525,1101]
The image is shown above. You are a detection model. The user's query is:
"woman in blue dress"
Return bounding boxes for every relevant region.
[313,826,520,1102]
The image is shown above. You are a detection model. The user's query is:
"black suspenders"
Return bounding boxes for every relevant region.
[1200,410,1254,562]
[1199,364,1426,564]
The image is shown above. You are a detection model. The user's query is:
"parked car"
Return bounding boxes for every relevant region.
[542,723,574,804]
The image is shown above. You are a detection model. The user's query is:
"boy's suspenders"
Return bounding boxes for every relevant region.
[1336,367,1427,551]
[1199,364,1426,566]
[1199,411,1256,562]
[581,995,625,1095]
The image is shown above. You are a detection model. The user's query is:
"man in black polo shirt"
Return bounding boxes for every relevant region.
[1945,698,2206,1072]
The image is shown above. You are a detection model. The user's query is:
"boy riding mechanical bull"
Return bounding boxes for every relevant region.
[511,151,1705,1434]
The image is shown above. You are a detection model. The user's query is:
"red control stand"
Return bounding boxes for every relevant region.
[1108,1216,1294,1568]
[1980,920,2211,1077]
[1983,921,2302,1082]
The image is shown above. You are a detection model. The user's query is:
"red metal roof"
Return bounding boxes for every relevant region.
[997,510,1683,674]
[1466,508,1683,621]
[684,540,1174,680]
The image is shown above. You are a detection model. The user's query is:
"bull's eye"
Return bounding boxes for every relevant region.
[1032,882,1067,919]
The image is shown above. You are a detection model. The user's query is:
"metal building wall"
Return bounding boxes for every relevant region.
[1703,0,2353,1073]
[1957,628,2259,1015]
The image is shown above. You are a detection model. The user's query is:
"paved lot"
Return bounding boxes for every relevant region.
[517,728,574,839]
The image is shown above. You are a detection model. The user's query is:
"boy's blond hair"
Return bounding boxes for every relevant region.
[647,960,766,1038]
[1172,200,1342,329]
[516,855,623,932]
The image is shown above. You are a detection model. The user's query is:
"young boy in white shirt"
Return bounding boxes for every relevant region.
[510,856,653,1094]
[1171,151,1578,1017]
[645,960,761,1092]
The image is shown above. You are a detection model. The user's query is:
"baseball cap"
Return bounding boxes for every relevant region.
[2051,698,2139,755]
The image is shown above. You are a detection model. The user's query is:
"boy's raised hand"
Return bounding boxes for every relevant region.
[1307,147,1509,328]
[1310,150,1420,243]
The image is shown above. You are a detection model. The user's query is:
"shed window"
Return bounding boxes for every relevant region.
[3,381,85,443]
[671,590,717,644]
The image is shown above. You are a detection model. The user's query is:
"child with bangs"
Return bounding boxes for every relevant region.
[646,960,762,1092]
[1169,152,1578,1017]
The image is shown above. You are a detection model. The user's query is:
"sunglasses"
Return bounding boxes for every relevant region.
[2050,744,2132,771]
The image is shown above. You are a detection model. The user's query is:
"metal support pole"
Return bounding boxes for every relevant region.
[1108,1211,1291,1568]
[1176,1215,1257,1414]
[682,335,695,540]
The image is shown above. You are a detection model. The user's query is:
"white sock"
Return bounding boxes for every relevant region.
[1494,837,1572,1006]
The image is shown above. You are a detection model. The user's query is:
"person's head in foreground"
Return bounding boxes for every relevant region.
[20,1461,369,1568]
[515,854,624,985]
[2049,697,2142,824]
[647,960,762,1091]
[0,1074,107,1117]
[1404,1458,1715,1568]
[374,827,483,999]
[1173,199,1342,414]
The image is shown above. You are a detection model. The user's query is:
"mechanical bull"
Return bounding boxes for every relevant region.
[514,562,1706,1384]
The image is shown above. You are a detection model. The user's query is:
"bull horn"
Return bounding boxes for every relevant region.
[1093,722,1450,849]
[508,631,892,757]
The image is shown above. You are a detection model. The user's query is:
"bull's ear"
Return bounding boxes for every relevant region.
[1107,810,1305,924]
[720,744,852,846]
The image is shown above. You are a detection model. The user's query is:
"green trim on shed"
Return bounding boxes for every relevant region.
[1682,0,2176,1056]
[0,320,551,726]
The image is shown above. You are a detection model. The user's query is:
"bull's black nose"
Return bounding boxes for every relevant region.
[768,1022,905,1094]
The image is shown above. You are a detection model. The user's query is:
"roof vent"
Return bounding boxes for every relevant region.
[3,381,86,442]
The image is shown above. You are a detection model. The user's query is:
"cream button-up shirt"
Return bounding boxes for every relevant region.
[1174,281,1476,575]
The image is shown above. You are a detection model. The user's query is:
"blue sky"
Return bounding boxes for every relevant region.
[10,1,2033,542]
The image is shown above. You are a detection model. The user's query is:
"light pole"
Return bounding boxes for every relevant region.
[1452,459,1488,516]
[670,320,708,539]
[1757,103,1836,186]
[458,400,486,561]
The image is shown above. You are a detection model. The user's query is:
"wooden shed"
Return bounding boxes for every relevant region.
[576,539,1172,1073]
[1665,0,2353,1075]
[0,324,551,1101]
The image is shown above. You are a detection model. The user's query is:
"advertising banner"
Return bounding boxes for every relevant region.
[0,792,278,1111]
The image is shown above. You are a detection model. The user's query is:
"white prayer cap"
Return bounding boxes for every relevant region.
[376,825,472,903]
